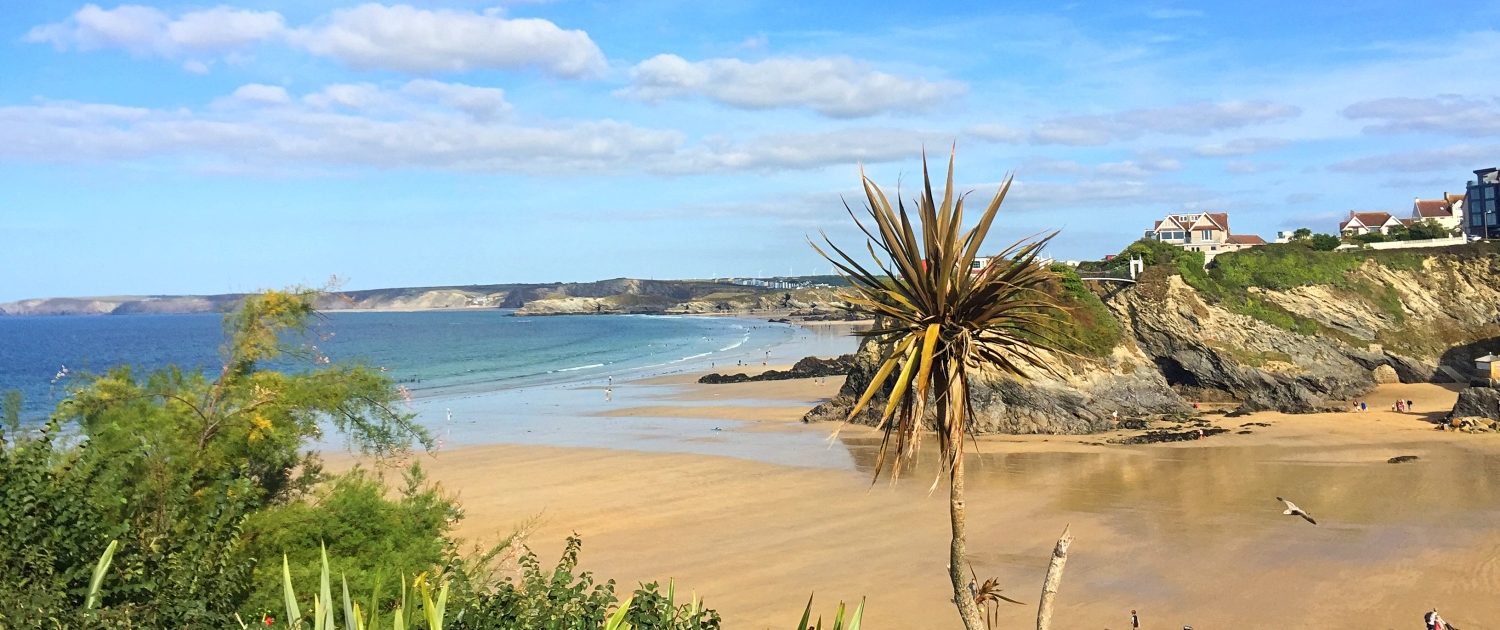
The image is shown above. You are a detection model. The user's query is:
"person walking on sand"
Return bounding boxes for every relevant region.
[605,386,612,402]
[1130,609,1139,629]
[1360,401,1367,412]
[1425,608,1447,630]
[1408,399,1415,412]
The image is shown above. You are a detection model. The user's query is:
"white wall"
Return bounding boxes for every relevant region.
[1334,236,1469,251]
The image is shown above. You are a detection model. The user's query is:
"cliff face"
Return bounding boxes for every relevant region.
[510,280,848,315]
[1,279,848,317]
[805,245,1500,434]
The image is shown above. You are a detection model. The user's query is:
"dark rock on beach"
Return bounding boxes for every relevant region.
[1111,426,1230,444]
[698,355,855,384]
[1387,455,1420,464]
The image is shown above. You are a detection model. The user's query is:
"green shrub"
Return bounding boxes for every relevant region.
[1048,264,1123,357]
[239,465,459,619]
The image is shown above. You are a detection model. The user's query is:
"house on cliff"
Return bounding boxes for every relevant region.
[1410,196,1463,231]
[1144,212,1266,262]
[1338,211,1403,235]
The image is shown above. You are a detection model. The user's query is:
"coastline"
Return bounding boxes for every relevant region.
[328,325,1500,628]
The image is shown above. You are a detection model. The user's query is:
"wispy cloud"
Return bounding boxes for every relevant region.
[287,4,605,77]
[1191,137,1288,157]
[1342,95,1500,136]
[620,54,964,118]
[1328,144,1491,173]
[1026,101,1301,146]
[25,3,283,71]
[25,3,605,78]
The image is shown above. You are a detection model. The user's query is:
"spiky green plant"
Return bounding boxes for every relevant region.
[814,149,1067,630]
[795,594,864,630]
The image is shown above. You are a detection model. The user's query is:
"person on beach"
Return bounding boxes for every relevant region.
[605,386,612,402]
[1425,608,1446,630]
[1130,609,1139,629]
[1360,401,1367,412]
[1408,399,1415,412]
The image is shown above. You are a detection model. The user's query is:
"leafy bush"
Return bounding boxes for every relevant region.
[450,535,722,630]
[1306,233,1341,251]
[239,465,459,619]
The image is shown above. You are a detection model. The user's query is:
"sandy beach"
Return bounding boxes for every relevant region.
[332,327,1500,630]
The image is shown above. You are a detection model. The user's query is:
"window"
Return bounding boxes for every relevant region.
[1474,212,1484,226]
[1487,186,1496,199]
[1201,230,1213,240]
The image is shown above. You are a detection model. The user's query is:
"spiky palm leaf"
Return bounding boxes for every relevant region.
[813,148,1068,481]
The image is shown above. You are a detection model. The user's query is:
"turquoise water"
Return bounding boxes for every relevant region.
[0,310,803,422]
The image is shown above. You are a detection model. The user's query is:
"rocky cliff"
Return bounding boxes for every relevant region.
[805,243,1500,434]
[0,278,850,317]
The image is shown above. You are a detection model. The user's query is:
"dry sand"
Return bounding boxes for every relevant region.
[337,370,1500,629]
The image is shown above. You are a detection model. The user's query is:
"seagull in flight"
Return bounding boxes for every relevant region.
[1276,497,1317,525]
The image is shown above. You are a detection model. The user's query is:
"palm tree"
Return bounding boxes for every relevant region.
[813,149,1067,630]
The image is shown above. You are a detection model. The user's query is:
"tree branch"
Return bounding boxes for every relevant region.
[1036,525,1072,630]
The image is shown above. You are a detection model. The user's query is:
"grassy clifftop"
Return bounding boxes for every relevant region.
[1118,239,1500,359]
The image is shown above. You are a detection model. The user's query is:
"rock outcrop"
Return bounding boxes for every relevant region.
[698,355,855,384]
[803,334,1192,434]
[1452,387,1500,421]
[806,244,1500,435]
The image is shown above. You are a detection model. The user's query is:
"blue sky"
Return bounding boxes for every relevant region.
[3,1,1498,300]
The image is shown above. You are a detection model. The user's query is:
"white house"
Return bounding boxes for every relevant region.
[1410,196,1463,232]
[1338,211,1403,235]
[1145,212,1266,257]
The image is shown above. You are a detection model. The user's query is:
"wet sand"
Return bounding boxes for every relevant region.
[330,374,1500,630]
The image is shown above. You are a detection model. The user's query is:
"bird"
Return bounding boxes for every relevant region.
[1276,497,1317,525]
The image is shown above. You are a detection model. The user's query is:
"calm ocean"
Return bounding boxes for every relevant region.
[0,310,803,423]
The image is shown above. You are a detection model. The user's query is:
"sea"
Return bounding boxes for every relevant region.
[0,310,858,453]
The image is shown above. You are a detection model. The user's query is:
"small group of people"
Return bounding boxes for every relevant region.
[1393,398,1416,413]
[1425,607,1452,629]
[1351,400,1368,412]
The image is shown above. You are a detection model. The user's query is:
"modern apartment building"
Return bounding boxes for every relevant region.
[1466,168,1500,239]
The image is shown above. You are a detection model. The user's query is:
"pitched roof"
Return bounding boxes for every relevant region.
[1205,212,1229,232]
[1445,192,1466,204]
[1414,198,1452,218]
[1342,211,1396,231]
[1225,234,1266,245]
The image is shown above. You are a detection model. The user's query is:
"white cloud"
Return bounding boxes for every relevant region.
[303,83,387,110]
[1029,101,1301,145]
[400,80,510,121]
[289,4,605,77]
[1342,95,1500,136]
[1191,137,1288,157]
[167,6,284,50]
[0,86,664,174]
[25,3,282,57]
[226,83,290,106]
[663,128,954,173]
[1328,144,1490,173]
[622,54,963,118]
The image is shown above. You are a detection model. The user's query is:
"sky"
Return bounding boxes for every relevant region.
[3,0,1499,301]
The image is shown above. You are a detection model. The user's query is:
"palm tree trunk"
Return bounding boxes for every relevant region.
[942,363,986,630]
[949,454,987,630]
